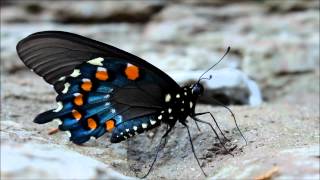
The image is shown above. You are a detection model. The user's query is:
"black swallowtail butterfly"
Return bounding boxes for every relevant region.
[16,31,246,178]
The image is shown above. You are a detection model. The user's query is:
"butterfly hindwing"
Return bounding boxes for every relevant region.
[110,115,161,143]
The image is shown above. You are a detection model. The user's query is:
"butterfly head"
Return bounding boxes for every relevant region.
[191,82,204,96]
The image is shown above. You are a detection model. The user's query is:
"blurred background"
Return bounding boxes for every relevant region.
[1,0,319,179]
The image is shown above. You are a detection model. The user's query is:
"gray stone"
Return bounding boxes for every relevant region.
[1,143,135,180]
[0,1,165,23]
[211,145,320,179]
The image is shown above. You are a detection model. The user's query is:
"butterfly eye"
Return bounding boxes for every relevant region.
[192,83,204,96]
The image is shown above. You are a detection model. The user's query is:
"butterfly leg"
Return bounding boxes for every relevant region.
[211,99,248,145]
[194,112,230,142]
[194,120,202,132]
[191,116,233,157]
[181,122,207,177]
[141,125,172,178]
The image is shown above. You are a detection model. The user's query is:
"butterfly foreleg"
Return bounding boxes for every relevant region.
[181,122,207,177]
[190,116,233,157]
[193,112,230,142]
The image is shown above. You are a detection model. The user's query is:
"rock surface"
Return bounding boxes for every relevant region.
[1,1,319,180]
[1,141,134,180]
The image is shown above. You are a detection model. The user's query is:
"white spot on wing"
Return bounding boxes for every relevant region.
[176,94,180,98]
[127,63,135,67]
[97,67,106,72]
[168,108,172,113]
[62,83,70,94]
[87,57,104,66]
[133,126,138,131]
[190,102,193,108]
[142,123,148,129]
[70,69,81,77]
[165,94,171,102]
[82,78,91,82]
[150,120,156,125]
[169,116,174,119]
[53,102,63,112]
[126,129,129,132]
[158,115,162,120]
[58,76,66,81]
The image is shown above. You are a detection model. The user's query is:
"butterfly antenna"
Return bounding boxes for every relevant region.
[198,74,212,83]
[197,46,230,82]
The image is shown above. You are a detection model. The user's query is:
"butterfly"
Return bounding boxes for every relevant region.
[16,31,246,178]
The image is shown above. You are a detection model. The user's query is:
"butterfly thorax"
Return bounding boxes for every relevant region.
[158,85,200,127]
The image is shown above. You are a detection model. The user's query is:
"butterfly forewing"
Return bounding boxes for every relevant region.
[16,31,179,92]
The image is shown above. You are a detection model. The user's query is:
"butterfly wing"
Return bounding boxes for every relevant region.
[17,31,179,92]
[17,31,180,144]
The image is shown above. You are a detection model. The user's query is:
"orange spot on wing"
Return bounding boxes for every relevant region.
[96,68,109,81]
[74,94,83,106]
[72,109,82,120]
[81,79,92,91]
[87,118,97,130]
[105,119,115,132]
[125,64,139,80]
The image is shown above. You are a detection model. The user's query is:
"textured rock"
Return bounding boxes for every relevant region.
[0,1,165,23]
[51,1,165,23]
[1,142,134,180]
[211,145,320,179]
[0,120,134,180]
